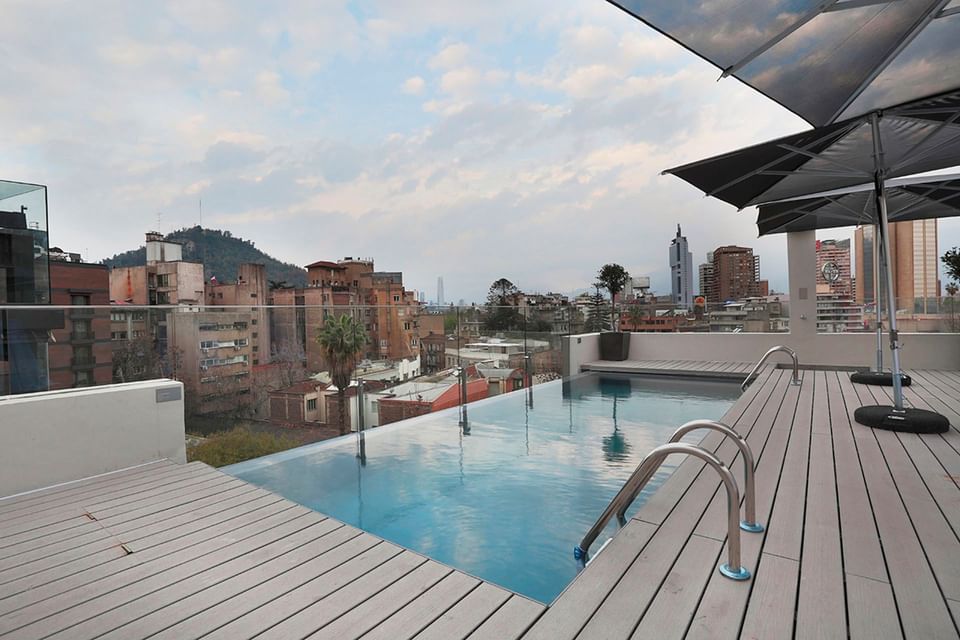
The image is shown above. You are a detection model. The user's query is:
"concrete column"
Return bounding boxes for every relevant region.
[787,231,817,343]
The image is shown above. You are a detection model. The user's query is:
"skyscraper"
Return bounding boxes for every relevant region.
[855,220,940,312]
[437,276,444,306]
[709,246,765,303]
[699,251,714,301]
[669,225,694,308]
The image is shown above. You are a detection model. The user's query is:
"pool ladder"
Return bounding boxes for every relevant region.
[742,345,801,391]
[574,420,763,581]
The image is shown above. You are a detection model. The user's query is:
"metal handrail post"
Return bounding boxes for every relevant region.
[615,420,763,532]
[741,345,801,391]
[574,442,751,580]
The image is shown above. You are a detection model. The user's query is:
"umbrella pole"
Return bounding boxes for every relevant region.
[873,175,904,411]
[873,224,883,371]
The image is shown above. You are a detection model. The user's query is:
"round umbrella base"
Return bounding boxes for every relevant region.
[850,371,911,387]
[854,405,949,433]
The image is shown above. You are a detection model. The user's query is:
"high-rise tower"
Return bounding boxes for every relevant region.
[669,225,694,308]
[437,276,444,306]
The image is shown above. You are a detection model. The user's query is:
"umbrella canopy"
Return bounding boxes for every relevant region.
[757,172,960,235]
[607,0,960,126]
[664,89,960,209]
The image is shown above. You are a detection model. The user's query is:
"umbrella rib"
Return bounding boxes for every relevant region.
[760,169,867,177]
[824,0,899,11]
[937,5,960,17]
[827,0,951,123]
[720,1,839,79]
[701,122,861,200]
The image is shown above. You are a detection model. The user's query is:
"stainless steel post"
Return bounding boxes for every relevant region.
[575,442,750,580]
[871,114,904,411]
[615,420,762,532]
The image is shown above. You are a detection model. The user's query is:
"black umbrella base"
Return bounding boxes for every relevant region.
[854,405,949,433]
[850,371,912,387]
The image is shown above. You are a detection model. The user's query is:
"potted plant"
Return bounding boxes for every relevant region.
[596,263,630,361]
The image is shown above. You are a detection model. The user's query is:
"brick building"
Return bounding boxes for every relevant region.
[706,246,768,303]
[48,254,112,389]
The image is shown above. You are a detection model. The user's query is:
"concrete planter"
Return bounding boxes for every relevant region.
[599,332,631,361]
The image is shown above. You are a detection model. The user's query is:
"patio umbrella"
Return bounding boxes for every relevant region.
[662,93,958,432]
[606,0,960,127]
[758,172,960,387]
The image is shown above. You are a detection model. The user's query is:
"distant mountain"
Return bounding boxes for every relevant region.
[102,226,307,287]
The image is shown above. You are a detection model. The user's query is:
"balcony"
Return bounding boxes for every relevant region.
[70,354,96,368]
[69,331,96,343]
[69,308,95,318]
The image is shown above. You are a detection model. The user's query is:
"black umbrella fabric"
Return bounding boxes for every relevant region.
[665,90,960,210]
[607,0,960,127]
[756,173,960,235]
[662,95,955,432]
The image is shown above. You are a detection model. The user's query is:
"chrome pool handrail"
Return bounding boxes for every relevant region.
[574,442,752,580]
[742,345,801,391]
[614,420,763,533]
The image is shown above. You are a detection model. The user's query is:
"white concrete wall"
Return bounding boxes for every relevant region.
[562,333,601,376]
[622,331,960,370]
[0,380,186,498]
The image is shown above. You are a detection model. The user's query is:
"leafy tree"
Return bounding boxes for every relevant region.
[943,248,960,282]
[583,286,611,333]
[484,278,522,331]
[316,314,368,435]
[947,282,959,297]
[268,280,290,291]
[596,264,630,331]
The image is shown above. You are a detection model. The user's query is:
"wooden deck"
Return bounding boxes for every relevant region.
[582,359,760,378]
[526,367,960,639]
[2,366,958,639]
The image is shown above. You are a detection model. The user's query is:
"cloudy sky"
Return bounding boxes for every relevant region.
[3,0,957,302]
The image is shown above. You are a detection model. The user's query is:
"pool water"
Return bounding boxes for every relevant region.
[225,373,740,603]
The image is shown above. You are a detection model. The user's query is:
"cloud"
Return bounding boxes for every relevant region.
[402,76,426,95]
[4,0,956,303]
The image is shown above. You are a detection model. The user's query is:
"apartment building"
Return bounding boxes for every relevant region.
[706,246,769,303]
[855,221,940,312]
[47,253,112,389]
[816,239,853,297]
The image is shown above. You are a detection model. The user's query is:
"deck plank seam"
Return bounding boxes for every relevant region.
[857,381,960,637]
[731,368,807,640]
[0,493,292,595]
[206,541,404,640]
[840,375,911,639]
[0,506,312,637]
[371,578,485,640]
[826,371,856,638]
[132,527,369,639]
[79,518,350,639]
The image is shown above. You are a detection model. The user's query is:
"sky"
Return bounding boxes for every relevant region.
[2,0,958,303]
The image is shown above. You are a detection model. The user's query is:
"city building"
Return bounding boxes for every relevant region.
[669,225,694,308]
[699,251,715,301]
[816,285,864,333]
[373,370,487,426]
[707,246,768,303]
[205,263,270,367]
[708,298,788,333]
[47,253,112,390]
[623,276,651,302]
[268,380,330,428]
[816,239,853,297]
[855,220,940,312]
[271,257,419,373]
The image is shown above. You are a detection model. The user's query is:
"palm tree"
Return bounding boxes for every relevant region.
[625,304,645,331]
[316,314,368,435]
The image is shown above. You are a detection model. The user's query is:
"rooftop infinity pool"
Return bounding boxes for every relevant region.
[225,372,740,603]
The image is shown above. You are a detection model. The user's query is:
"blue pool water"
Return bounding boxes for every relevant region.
[225,373,740,603]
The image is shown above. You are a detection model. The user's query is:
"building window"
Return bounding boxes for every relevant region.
[75,370,93,387]
[111,331,127,341]
[71,294,90,306]
[307,398,317,411]
[252,332,258,338]
[252,319,258,325]
[403,322,411,331]
[393,295,400,302]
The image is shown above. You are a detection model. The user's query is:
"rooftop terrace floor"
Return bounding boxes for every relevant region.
[2,363,959,639]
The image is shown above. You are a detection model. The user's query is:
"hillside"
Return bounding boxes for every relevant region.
[102,226,307,287]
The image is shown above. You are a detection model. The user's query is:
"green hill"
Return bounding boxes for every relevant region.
[102,226,307,287]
